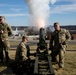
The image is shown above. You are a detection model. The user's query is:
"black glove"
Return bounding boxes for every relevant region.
[8,32,12,36]
[62,41,66,45]
[49,46,53,50]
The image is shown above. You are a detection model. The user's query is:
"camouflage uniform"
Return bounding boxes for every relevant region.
[15,42,28,62]
[0,16,12,62]
[49,28,71,68]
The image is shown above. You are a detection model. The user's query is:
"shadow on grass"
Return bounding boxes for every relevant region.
[0,59,15,75]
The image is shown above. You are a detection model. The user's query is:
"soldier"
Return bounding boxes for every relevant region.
[15,36,28,62]
[49,22,71,68]
[0,16,12,62]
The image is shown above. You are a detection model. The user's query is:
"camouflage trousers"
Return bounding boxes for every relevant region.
[51,45,66,68]
[0,39,10,62]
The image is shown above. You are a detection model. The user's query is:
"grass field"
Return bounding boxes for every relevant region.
[0,39,76,75]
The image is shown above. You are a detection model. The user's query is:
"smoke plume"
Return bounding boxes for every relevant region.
[26,0,56,29]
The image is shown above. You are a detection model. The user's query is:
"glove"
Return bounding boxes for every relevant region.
[8,32,12,36]
[62,41,66,45]
[49,46,53,50]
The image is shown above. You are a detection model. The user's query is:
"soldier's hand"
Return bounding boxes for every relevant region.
[48,50,51,54]
[0,30,4,33]
[62,41,66,45]
[49,47,53,50]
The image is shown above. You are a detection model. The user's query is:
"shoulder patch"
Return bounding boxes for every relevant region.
[21,42,26,48]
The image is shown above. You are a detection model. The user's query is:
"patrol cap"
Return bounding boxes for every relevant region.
[0,16,5,19]
[22,35,28,41]
[54,22,60,27]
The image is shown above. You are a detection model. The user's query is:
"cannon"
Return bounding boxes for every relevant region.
[34,28,55,75]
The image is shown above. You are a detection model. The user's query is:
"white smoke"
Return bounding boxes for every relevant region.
[50,0,56,4]
[26,0,56,29]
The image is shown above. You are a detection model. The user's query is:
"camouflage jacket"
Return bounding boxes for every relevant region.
[49,28,71,49]
[15,42,28,62]
[0,22,12,40]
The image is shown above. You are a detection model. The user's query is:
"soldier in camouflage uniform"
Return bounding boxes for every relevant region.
[0,16,12,62]
[49,22,71,68]
[15,36,28,62]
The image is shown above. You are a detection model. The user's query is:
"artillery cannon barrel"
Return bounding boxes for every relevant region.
[38,28,46,50]
[39,28,46,43]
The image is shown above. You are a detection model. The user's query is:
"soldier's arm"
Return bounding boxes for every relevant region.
[21,44,28,60]
[7,24,12,36]
[65,30,71,42]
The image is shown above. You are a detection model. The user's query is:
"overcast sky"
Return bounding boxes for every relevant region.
[0,0,76,26]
